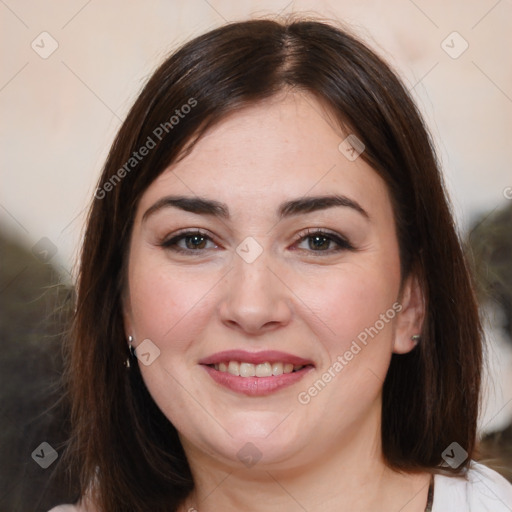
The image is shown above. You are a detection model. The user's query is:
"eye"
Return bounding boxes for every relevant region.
[294,229,354,254]
[160,230,218,253]
[159,228,354,256]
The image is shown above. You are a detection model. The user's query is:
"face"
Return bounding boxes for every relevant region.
[124,92,420,472]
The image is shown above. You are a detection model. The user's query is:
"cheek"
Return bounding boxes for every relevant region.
[297,260,400,348]
[291,264,400,425]
[126,256,222,429]
[127,254,221,352]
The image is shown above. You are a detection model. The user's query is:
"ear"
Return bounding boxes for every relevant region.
[393,272,425,354]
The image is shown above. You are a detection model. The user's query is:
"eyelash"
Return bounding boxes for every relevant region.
[159,228,355,256]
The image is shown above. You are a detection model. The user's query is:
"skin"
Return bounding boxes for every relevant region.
[121,91,430,512]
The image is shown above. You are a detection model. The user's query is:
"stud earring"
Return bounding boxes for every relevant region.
[411,334,421,345]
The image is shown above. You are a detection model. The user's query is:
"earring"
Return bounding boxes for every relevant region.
[125,335,136,368]
[411,334,421,345]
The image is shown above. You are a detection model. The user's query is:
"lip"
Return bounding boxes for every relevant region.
[198,350,315,397]
[198,350,314,366]
[201,364,314,396]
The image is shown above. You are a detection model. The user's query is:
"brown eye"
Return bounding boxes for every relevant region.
[295,230,354,254]
[160,230,218,253]
[183,234,208,250]
[307,234,332,251]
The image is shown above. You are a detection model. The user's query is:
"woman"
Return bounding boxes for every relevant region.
[51,17,512,512]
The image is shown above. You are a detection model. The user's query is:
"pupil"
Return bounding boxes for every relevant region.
[310,235,329,250]
[186,235,206,249]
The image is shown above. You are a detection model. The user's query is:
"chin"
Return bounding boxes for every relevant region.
[189,413,309,469]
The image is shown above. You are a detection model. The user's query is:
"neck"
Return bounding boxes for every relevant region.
[179,403,430,512]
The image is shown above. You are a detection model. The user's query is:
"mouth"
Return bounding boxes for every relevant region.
[199,350,315,396]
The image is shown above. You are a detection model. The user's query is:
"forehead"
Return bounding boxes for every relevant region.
[136,92,391,220]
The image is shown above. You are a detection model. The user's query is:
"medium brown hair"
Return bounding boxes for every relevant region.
[64,17,483,511]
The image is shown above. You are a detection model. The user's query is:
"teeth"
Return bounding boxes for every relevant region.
[228,361,240,376]
[240,362,256,377]
[256,362,272,377]
[272,362,283,375]
[214,361,305,377]
[284,363,294,373]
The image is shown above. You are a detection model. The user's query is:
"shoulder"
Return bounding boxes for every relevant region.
[432,460,512,511]
[47,503,94,512]
[47,507,81,512]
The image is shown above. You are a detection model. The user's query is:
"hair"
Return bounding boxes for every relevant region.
[63,16,483,512]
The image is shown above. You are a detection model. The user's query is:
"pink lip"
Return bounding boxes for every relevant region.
[198,350,314,366]
[201,364,314,396]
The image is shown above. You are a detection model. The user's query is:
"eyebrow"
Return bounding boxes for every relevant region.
[142,194,369,223]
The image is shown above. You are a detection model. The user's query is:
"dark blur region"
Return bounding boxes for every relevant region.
[0,202,511,511]
[470,202,512,480]
[0,233,76,511]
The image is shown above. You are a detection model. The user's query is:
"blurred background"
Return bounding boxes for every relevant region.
[1,1,511,510]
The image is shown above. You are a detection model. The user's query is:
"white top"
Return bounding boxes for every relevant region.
[432,461,512,511]
[48,461,512,511]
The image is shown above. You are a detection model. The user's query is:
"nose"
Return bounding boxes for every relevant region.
[218,251,293,335]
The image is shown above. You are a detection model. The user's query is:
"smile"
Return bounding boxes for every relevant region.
[212,361,304,377]
[199,350,315,396]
